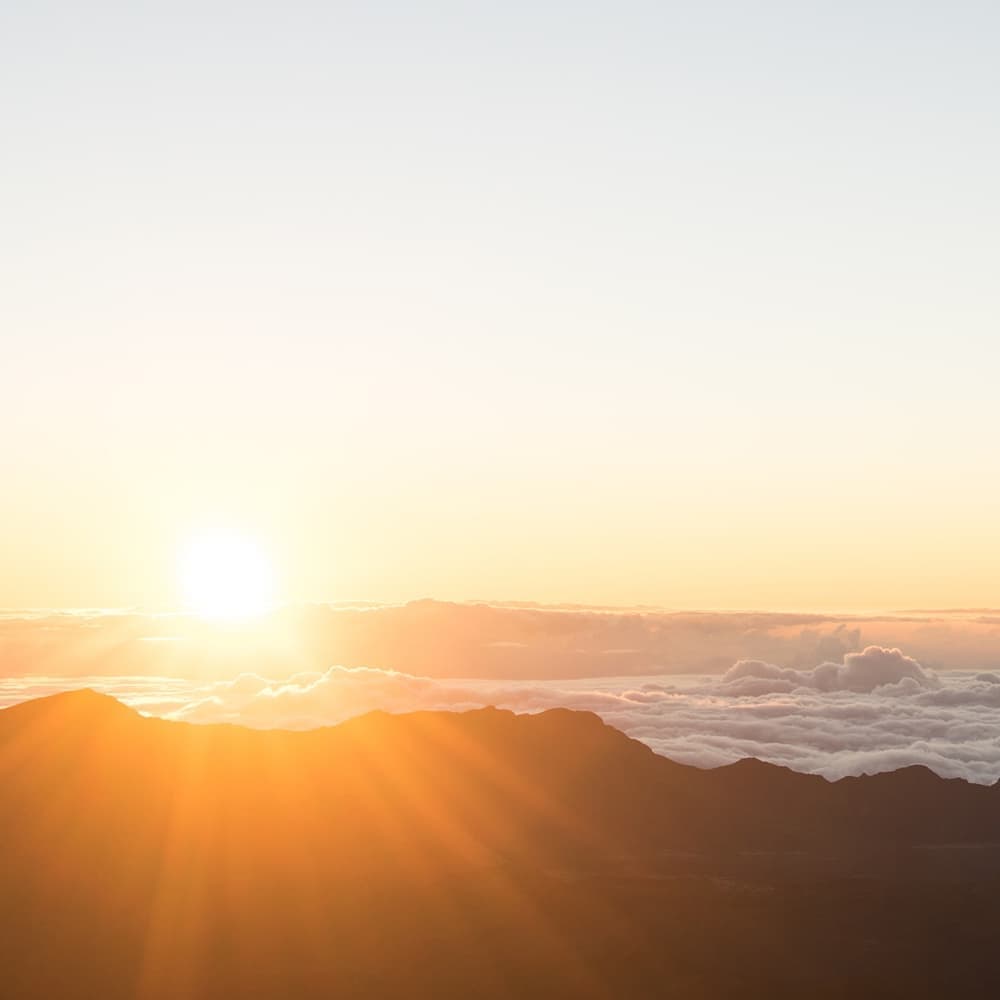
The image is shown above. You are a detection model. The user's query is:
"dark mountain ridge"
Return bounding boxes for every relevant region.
[3,690,1000,998]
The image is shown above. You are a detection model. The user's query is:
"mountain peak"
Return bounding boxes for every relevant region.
[0,688,137,732]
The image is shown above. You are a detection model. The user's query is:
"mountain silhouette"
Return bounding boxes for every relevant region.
[3,690,1000,998]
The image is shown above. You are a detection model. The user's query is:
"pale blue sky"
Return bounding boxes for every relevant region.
[2,2,999,609]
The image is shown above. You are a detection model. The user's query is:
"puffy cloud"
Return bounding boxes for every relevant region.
[721,645,939,695]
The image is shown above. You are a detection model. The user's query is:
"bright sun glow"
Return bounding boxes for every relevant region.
[179,532,276,620]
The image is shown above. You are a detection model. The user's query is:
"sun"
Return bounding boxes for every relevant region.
[178,532,276,620]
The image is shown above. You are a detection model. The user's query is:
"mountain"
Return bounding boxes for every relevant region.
[2,691,1000,998]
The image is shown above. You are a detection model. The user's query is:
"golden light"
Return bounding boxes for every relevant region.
[178,532,276,620]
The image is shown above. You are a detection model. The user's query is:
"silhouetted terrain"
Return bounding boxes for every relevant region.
[3,691,1000,998]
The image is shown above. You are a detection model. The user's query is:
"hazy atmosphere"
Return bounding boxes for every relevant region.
[4,4,1000,998]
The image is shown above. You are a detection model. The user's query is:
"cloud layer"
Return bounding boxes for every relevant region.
[7,601,1000,681]
[6,645,1000,785]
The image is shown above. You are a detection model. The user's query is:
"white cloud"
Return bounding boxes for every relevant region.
[721,645,939,695]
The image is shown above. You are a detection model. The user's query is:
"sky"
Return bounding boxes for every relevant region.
[3,1,999,611]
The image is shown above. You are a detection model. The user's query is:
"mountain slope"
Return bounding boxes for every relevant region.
[3,690,1000,999]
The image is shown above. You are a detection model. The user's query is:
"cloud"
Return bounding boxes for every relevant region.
[6,601,1000,681]
[721,645,939,695]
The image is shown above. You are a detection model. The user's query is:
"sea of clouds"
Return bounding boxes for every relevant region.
[7,645,1000,784]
